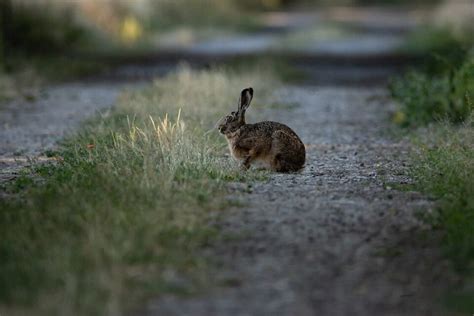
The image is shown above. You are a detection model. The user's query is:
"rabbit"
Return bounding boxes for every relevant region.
[218,87,305,172]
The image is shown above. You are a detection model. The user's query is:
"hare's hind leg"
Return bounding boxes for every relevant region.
[270,130,303,172]
[271,154,289,172]
[272,155,302,172]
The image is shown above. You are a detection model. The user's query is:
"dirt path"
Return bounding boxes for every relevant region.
[143,86,453,316]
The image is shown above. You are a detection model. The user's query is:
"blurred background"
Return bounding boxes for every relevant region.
[0,0,472,85]
[0,0,473,125]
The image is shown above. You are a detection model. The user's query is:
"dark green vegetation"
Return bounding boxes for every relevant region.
[390,57,473,126]
[391,27,473,127]
[1,2,87,58]
[392,24,474,313]
[0,1,109,101]
[411,123,474,270]
[410,122,474,313]
[0,65,275,315]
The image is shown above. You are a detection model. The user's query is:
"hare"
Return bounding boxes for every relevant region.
[218,87,305,172]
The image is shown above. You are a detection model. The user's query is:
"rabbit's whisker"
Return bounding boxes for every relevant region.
[204,116,226,135]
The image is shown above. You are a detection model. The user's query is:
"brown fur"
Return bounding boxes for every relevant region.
[218,88,305,172]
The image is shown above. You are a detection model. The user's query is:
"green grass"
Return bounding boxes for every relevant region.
[0,64,276,315]
[409,120,474,314]
[393,24,474,312]
[390,55,474,126]
[399,27,468,59]
[391,26,474,127]
[443,282,474,315]
[411,120,474,270]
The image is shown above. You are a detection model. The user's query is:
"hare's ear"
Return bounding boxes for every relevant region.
[237,87,253,119]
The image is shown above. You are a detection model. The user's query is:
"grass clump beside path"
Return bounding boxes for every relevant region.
[410,120,474,313]
[411,120,474,270]
[0,64,277,315]
[391,25,473,127]
[392,25,474,312]
[390,52,473,127]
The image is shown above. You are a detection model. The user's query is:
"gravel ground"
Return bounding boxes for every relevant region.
[0,82,130,187]
[0,83,126,156]
[143,87,457,316]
